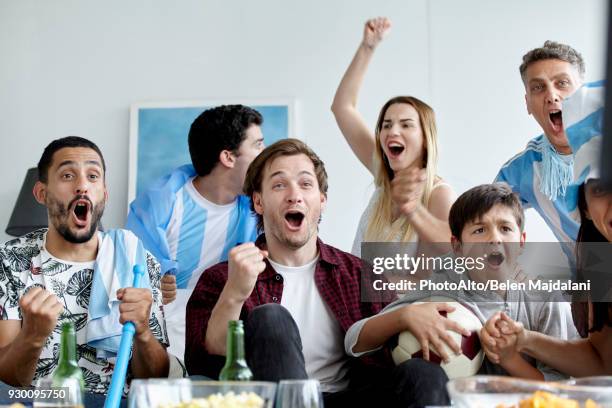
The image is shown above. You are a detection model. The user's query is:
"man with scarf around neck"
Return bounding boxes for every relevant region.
[0,137,170,400]
[495,41,585,262]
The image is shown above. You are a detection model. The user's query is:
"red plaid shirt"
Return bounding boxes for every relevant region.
[185,235,392,376]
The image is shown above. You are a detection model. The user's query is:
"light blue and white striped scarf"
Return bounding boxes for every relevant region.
[86,229,151,359]
[562,80,605,219]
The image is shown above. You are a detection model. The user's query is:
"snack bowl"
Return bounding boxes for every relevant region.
[128,379,277,408]
[562,377,612,388]
[447,375,612,407]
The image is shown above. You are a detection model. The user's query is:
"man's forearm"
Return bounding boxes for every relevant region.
[131,330,169,378]
[0,332,45,386]
[519,330,605,377]
[204,289,244,356]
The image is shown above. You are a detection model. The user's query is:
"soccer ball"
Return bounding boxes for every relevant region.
[391,297,484,379]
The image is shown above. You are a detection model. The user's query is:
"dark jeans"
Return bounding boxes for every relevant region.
[244,303,450,408]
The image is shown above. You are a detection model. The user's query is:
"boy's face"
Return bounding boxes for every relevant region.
[523,59,582,154]
[454,204,526,278]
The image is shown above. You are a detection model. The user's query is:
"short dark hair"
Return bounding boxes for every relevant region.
[188,105,263,177]
[449,183,524,241]
[243,139,328,232]
[37,136,106,183]
[519,41,585,82]
[575,182,611,333]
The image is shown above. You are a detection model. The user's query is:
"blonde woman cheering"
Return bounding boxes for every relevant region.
[331,17,455,257]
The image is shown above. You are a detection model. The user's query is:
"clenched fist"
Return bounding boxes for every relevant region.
[224,243,268,303]
[20,287,64,346]
[479,312,525,364]
[362,17,392,49]
[117,287,153,340]
[161,273,177,305]
[391,167,427,216]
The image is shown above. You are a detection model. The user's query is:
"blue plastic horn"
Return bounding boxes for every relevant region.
[104,264,145,408]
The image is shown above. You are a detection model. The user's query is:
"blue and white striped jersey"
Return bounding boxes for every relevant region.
[126,165,258,289]
[495,135,579,245]
[494,80,605,264]
[165,178,258,290]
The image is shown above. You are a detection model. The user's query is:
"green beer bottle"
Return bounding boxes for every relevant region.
[52,322,85,391]
[219,320,253,381]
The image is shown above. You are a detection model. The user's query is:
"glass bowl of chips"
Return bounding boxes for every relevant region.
[128,379,277,408]
[447,375,612,408]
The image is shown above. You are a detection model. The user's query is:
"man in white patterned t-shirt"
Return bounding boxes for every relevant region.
[0,136,170,395]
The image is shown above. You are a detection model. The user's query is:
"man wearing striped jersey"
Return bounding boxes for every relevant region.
[495,41,585,262]
[126,105,264,362]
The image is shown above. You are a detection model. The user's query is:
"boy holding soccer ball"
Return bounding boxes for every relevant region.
[345,183,578,404]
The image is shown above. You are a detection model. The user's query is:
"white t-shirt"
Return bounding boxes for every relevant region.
[164,178,238,359]
[269,257,350,393]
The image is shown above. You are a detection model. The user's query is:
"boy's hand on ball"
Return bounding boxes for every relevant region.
[402,302,470,363]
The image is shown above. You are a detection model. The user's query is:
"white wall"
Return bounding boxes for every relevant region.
[0,0,607,250]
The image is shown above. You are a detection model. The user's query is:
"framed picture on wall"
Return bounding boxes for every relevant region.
[128,99,295,205]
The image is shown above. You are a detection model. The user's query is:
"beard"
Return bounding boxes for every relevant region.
[267,211,320,250]
[277,228,312,249]
[46,193,105,244]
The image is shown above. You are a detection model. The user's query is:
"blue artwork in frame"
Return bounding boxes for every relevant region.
[128,100,294,203]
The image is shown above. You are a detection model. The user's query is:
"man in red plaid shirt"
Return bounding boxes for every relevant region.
[186,139,425,407]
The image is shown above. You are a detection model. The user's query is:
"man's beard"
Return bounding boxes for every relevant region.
[278,229,311,250]
[269,213,319,250]
[47,194,105,244]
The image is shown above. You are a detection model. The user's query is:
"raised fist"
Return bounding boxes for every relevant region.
[362,17,392,49]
